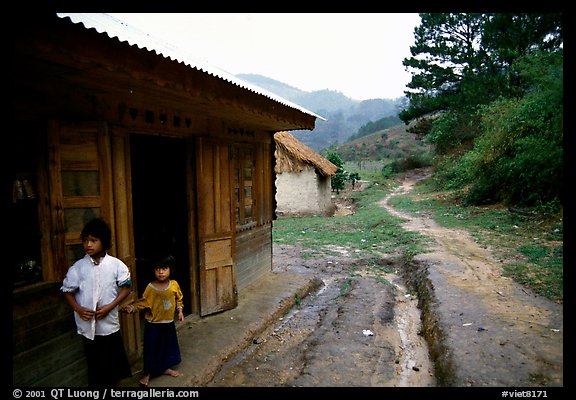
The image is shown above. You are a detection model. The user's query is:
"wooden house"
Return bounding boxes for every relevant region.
[274,131,337,216]
[11,13,322,387]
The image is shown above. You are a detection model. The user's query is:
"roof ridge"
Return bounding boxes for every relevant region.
[56,13,325,121]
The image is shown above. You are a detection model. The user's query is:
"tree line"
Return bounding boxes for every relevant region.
[400,13,563,210]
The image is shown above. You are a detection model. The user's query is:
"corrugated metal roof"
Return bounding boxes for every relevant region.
[56,13,325,121]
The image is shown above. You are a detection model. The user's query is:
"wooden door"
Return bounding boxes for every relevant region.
[195,138,238,316]
[47,121,140,359]
[47,121,114,275]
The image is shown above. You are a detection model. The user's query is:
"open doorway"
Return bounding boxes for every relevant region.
[130,134,192,314]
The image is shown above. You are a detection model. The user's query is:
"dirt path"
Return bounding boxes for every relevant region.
[206,168,563,387]
[207,242,436,387]
[379,168,564,387]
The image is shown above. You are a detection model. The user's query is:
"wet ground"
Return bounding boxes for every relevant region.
[206,168,563,388]
[207,242,435,387]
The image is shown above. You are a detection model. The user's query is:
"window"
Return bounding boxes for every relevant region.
[11,122,111,288]
[10,136,43,288]
[233,146,256,229]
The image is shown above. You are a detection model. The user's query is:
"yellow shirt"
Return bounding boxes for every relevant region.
[133,280,183,323]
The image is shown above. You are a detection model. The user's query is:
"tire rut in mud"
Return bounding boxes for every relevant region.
[207,252,435,387]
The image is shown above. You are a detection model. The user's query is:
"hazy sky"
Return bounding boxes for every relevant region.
[108,13,421,101]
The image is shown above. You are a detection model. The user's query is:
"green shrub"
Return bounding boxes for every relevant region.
[463,52,563,206]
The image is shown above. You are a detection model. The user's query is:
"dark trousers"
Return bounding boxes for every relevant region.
[82,330,132,387]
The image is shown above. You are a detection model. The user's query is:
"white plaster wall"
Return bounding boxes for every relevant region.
[316,175,333,212]
[275,167,333,215]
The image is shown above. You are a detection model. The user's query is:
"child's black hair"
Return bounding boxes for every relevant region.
[81,218,112,250]
[154,254,175,271]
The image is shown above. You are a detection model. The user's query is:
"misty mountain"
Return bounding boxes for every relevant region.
[237,73,404,152]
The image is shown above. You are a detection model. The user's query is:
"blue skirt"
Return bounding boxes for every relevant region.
[143,321,182,376]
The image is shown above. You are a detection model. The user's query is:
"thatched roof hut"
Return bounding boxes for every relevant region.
[274,131,337,216]
[274,131,337,177]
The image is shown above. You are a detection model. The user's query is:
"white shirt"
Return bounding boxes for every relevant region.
[61,253,131,340]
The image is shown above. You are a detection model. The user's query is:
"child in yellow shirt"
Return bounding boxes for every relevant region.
[122,255,184,386]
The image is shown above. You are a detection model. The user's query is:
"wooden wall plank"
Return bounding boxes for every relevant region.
[110,127,141,362]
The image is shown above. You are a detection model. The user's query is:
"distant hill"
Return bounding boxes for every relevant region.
[236,73,405,152]
[237,74,305,101]
[336,120,431,164]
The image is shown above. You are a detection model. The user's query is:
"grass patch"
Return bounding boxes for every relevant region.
[338,276,353,299]
[273,180,431,261]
